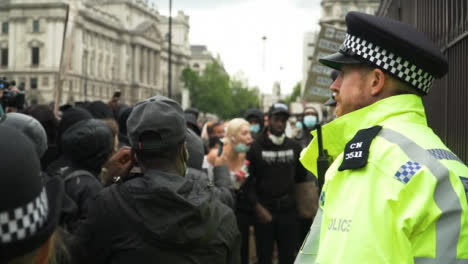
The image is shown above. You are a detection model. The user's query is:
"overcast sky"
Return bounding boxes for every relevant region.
[153,0,322,95]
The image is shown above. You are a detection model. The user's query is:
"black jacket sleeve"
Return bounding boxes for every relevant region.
[71,191,113,264]
[64,173,103,233]
[293,142,309,183]
[221,207,241,264]
[245,145,258,203]
[212,165,236,208]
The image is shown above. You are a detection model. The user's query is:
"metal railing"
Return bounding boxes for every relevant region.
[377,0,468,164]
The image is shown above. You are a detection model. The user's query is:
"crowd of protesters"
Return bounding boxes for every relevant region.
[0,90,323,264]
[3,10,468,264]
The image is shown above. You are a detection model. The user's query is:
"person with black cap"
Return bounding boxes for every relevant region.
[0,125,64,263]
[117,106,133,147]
[185,107,202,136]
[24,104,60,169]
[246,102,308,264]
[245,108,264,139]
[73,96,240,264]
[296,12,468,263]
[185,111,202,136]
[185,127,236,208]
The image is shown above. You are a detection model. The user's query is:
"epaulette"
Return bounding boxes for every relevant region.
[338,125,382,171]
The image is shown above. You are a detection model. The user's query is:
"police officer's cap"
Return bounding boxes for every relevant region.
[319,12,448,95]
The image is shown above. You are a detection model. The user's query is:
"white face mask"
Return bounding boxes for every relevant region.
[269,133,285,145]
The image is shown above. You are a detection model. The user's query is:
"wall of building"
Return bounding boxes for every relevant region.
[320,0,380,28]
[301,31,317,96]
[0,0,191,106]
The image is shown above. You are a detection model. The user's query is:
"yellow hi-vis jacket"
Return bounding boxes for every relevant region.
[295,95,468,264]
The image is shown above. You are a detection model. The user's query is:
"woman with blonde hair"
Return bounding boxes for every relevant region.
[215,118,254,264]
[215,118,253,188]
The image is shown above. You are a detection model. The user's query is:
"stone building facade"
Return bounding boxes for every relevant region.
[190,45,215,75]
[0,0,190,105]
[319,0,380,28]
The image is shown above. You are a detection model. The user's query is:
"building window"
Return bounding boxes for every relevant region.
[42,76,49,86]
[2,22,8,34]
[30,77,38,89]
[1,48,8,67]
[31,47,40,65]
[33,20,40,33]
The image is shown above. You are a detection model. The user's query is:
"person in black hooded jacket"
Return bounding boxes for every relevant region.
[185,127,235,208]
[72,96,240,264]
[245,108,264,139]
[59,118,114,233]
[45,106,93,176]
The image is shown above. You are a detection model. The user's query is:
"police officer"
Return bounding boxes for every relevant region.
[296,12,468,263]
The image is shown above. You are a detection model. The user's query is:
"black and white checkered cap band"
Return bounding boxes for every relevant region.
[340,33,435,94]
[0,188,49,243]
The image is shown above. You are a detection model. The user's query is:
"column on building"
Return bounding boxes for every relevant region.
[132,44,138,83]
[75,27,84,99]
[149,49,154,87]
[140,47,144,84]
[148,48,152,87]
[145,47,150,85]
[155,50,160,88]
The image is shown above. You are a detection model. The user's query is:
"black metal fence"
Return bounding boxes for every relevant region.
[377,0,468,163]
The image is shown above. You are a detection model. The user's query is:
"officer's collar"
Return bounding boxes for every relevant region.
[300,94,427,176]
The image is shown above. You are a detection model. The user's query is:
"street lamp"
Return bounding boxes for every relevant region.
[168,0,172,98]
[261,35,267,71]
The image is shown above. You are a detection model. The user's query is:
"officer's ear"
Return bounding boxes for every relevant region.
[369,68,386,96]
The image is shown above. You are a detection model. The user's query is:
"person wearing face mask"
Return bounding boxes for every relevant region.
[215,118,254,189]
[295,107,320,148]
[245,108,264,140]
[246,102,309,264]
[72,96,241,264]
[215,118,254,264]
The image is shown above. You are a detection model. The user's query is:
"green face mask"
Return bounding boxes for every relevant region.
[234,143,250,153]
[250,124,260,133]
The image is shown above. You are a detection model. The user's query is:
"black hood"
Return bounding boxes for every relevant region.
[85,101,114,119]
[245,108,264,129]
[186,128,204,170]
[61,119,114,173]
[121,170,222,247]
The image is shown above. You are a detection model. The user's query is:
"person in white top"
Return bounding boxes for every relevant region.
[215,118,253,189]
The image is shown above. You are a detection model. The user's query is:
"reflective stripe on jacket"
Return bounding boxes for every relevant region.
[296,95,468,264]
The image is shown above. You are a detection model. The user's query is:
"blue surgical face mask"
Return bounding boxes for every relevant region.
[234,143,250,153]
[295,122,303,129]
[303,115,318,128]
[250,124,260,134]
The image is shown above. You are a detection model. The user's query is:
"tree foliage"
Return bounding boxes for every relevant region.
[181,61,260,119]
[284,82,302,106]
